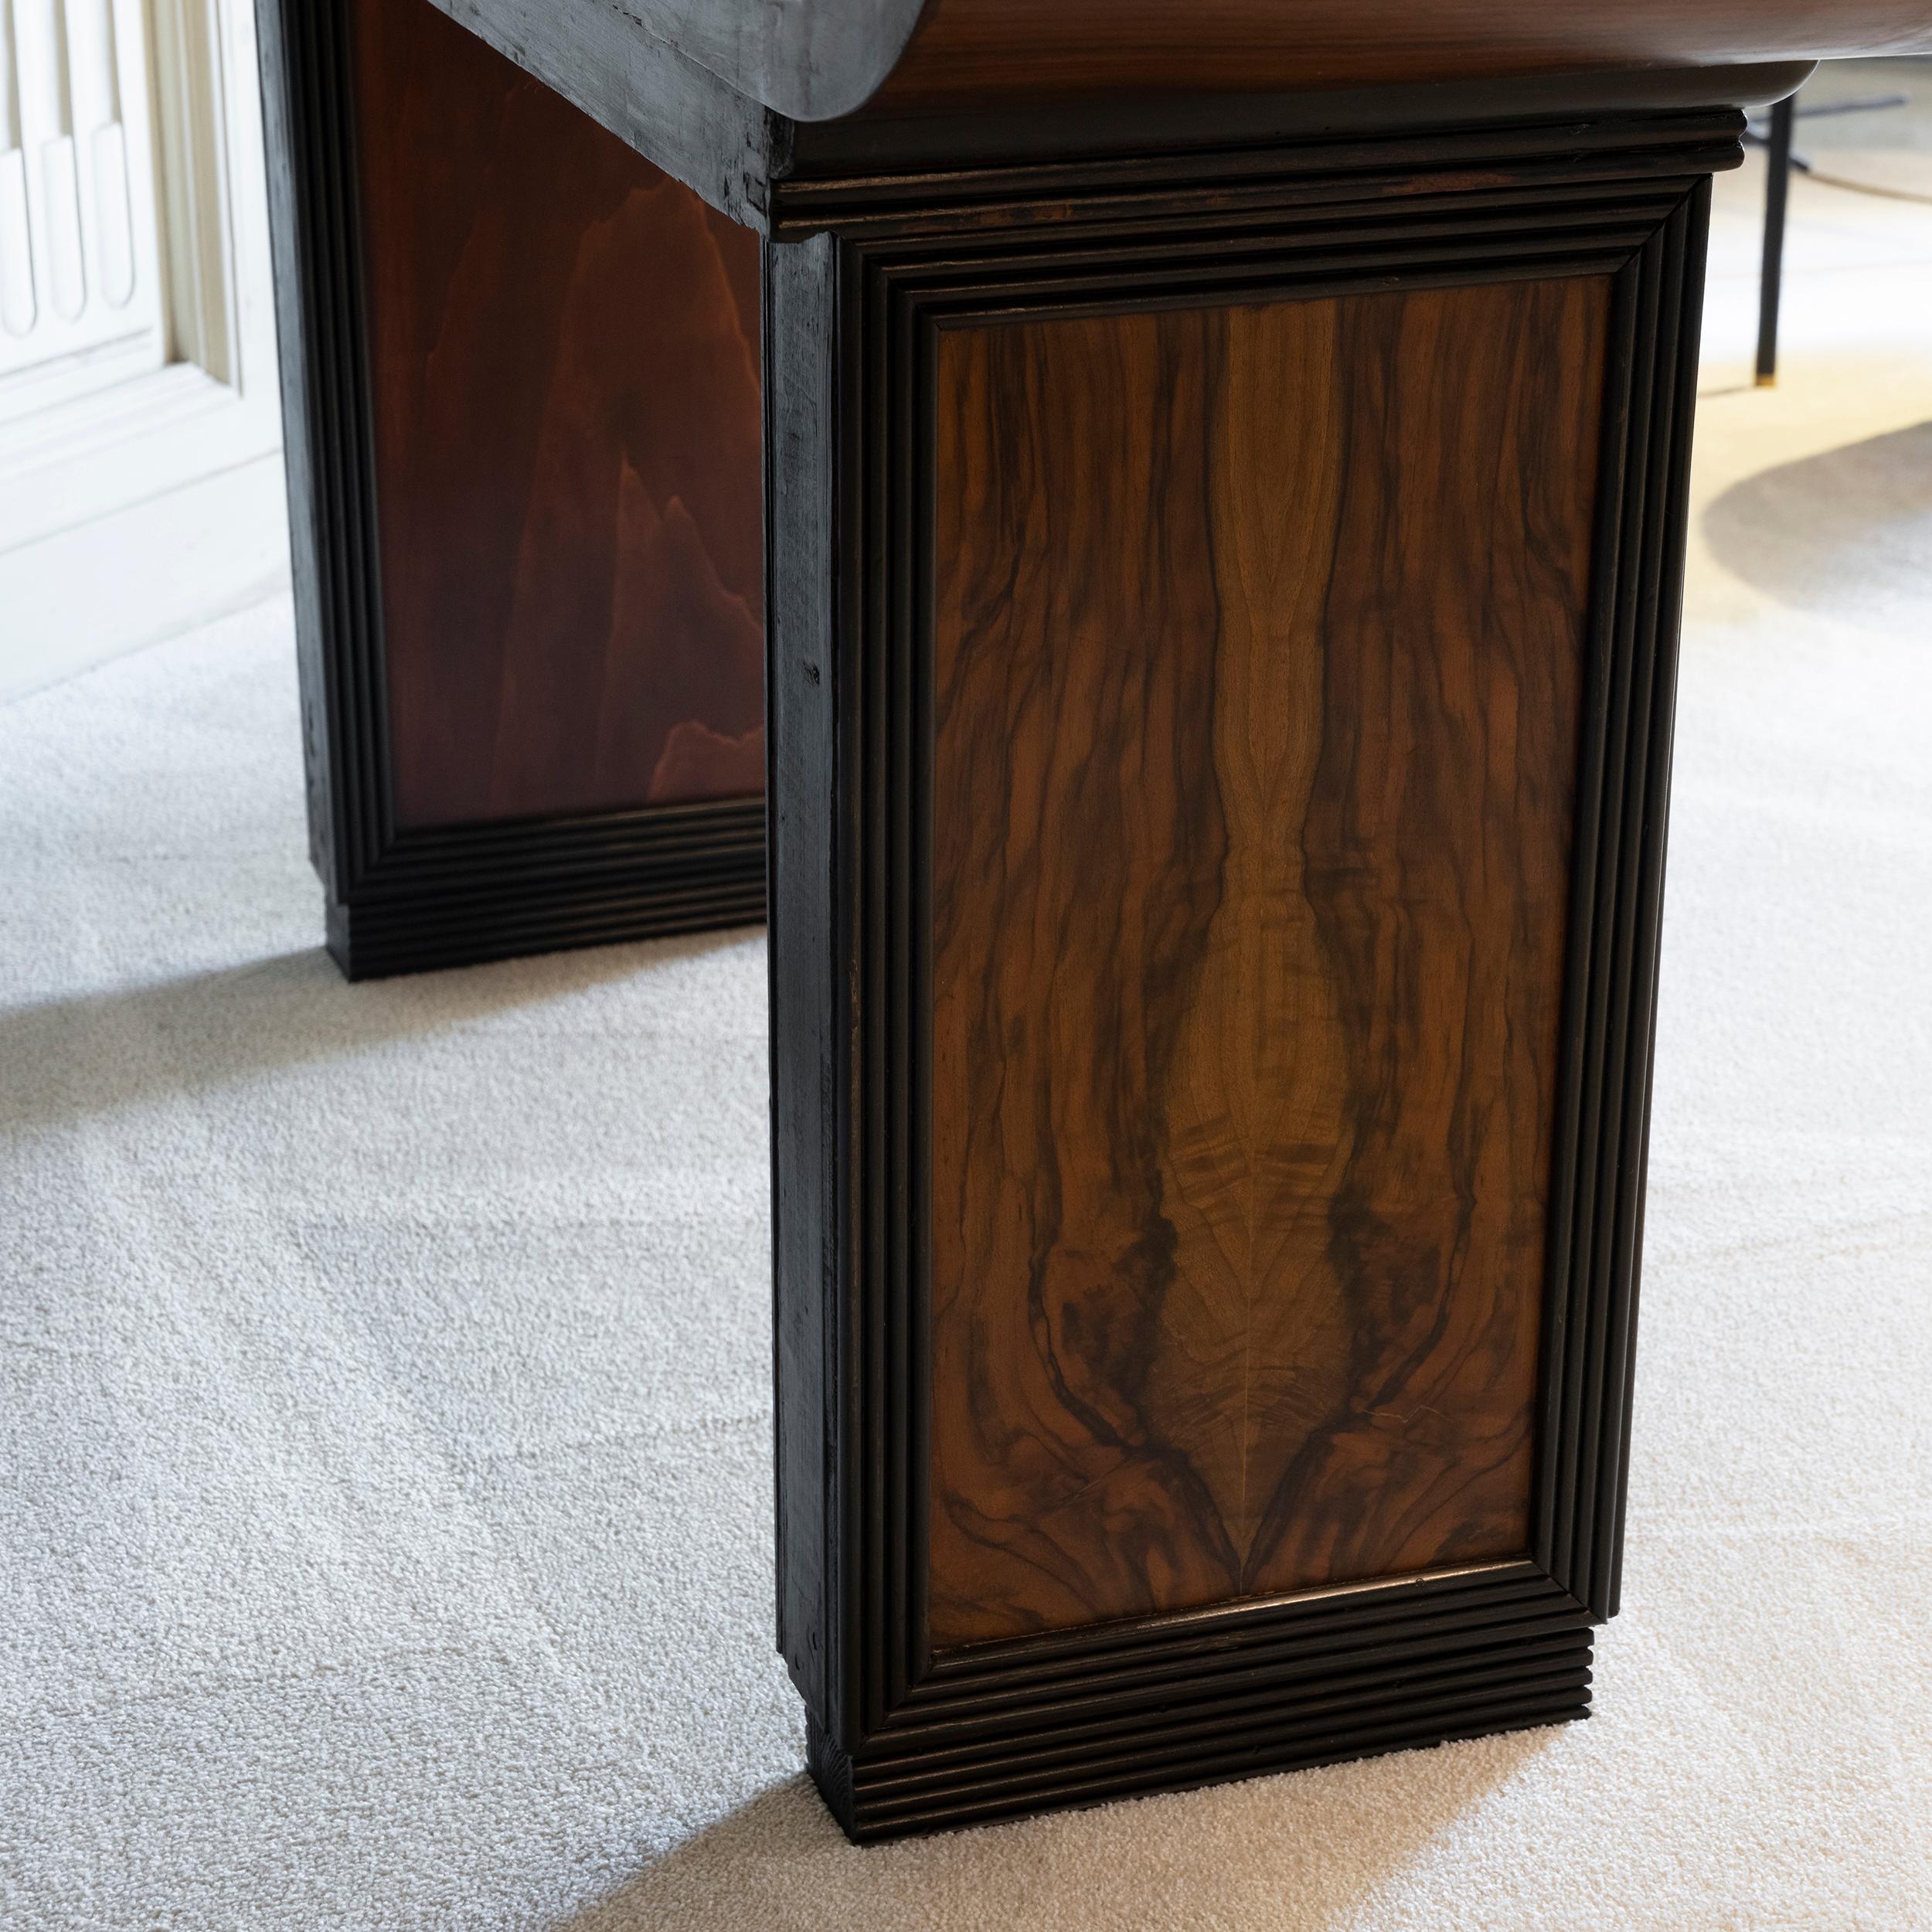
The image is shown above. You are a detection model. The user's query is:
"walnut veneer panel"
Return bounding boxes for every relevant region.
[927,276,1608,1647]
[352,0,764,830]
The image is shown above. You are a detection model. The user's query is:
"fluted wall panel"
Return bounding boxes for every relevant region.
[0,0,164,389]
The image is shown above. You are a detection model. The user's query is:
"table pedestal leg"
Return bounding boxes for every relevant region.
[259,0,766,979]
[768,105,1724,1840]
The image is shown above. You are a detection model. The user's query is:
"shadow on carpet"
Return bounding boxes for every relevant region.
[1703,419,1932,615]
[558,1730,1560,1932]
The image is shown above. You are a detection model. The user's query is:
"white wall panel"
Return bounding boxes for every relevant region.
[0,0,287,694]
[0,0,166,410]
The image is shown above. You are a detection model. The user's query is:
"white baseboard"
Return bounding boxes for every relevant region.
[0,451,291,700]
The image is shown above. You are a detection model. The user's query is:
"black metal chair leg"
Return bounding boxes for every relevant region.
[1757,94,1796,387]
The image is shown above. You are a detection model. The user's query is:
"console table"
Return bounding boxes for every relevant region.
[255,0,1931,1841]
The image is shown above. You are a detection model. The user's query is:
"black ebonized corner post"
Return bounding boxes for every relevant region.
[767,105,1727,1842]
[255,0,768,981]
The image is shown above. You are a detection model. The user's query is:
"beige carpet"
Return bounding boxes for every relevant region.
[4,141,1931,1932]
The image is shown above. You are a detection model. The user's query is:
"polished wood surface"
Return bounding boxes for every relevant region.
[427,0,1932,131]
[876,0,1932,108]
[927,276,1608,1648]
[354,0,764,832]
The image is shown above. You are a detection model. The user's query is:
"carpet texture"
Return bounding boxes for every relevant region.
[3,151,1931,1930]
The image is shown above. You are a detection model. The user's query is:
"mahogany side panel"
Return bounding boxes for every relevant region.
[927,277,1608,1648]
[351,0,764,831]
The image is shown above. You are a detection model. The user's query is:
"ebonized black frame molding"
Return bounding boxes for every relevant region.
[257,0,767,981]
[769,107,1720,1841]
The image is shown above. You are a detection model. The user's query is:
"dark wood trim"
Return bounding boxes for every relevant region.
[780,63,1813,182]
[320,801,767,981]
[423,0,789,229]
[256,0,767,981]
[769,101,1748,236]
[767,108,1719,1841]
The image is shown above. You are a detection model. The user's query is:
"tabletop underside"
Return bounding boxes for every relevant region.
[418,0,1932,232]
[444,0,1932,122]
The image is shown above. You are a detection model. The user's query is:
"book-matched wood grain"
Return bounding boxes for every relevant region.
[927,276,1610,1648]
[351,0,764,832]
